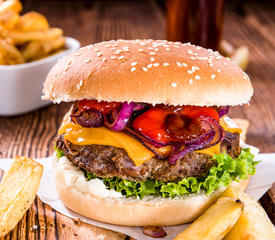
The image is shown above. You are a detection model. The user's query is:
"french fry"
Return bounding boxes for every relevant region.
[0,52,6,64]
[0,157,43,237]
[0,0,22,14]
[4,27,63,44]
[219,40,235,57]
[174,197,243,240]
[0,9,20,29]
[0,0,65,65]
[22,36,65,61]
[0,38,24,64]
[231,46,249,70]
[222,186,275,240]
[16,11,49,32]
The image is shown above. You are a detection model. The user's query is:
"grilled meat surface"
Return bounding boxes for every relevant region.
[56,131,240,182]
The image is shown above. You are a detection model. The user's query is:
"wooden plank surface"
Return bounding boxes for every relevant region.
[0,0,274,239]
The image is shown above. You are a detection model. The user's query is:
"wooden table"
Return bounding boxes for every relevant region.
[0,0,274,239]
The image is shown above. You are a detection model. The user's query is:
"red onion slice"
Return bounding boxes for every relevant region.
[142,226,167,238]
[105,102,135,131]
[168,130,215,165]
[218,106,229,117]
[199,116,225,148]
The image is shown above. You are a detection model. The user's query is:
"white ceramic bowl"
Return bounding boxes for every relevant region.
[0,37,80,116]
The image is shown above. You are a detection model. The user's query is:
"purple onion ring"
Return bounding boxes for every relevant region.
[199,116,225,148]
[105,102,135,131]
[168,130,215,165]
[218,106,229,117]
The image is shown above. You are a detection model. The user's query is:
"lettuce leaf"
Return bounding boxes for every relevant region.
[57,148,259,199]
[55,146,64,159]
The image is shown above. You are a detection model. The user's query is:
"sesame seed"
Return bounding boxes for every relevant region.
[147,64,153,68]
[195,75,201,80]
[148,47,153,50]
[217,69,221,73]
[211,74,216,79]
[187,70,193,74]
[190,57,196,60]
[138,49,143,52]
[182,63,188,67]
[149,52,156,55]
[177,62,182,67]
[163,63,169,66]
[187,50,193,55]
[110,56,116,59]
[131,67,136,72]
[192,66,199,71]
[171,82,177,88]
[76,84,80,90]
[94,48,99,52]
[118,56,124,60]
[209,62,214,67]
[102,58,107,62]
[79,80,83,86]
[143,67,148,72]
[131,62,137,66]
[85,58,91,63]
[153,63,159,67]
[165,48,170,51]
[189,79,193,85]
[223,62,228,65]
[150,57,155,62]
[97,52,102,57]
[154,48,159,51]
[64,66,70,71]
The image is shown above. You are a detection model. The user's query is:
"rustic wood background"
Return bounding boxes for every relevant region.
[0,0,274,239]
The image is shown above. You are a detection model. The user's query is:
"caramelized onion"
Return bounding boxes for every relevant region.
[71,109,104,128]
[142,226,167,238]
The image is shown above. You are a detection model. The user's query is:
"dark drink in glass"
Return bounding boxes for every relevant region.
[166,0,224,50]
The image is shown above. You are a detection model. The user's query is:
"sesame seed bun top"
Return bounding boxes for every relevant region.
[42,39,253,106]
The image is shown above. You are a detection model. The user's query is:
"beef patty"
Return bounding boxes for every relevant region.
[56,131,240,182]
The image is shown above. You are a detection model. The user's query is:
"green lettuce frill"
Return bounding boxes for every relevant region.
[55,147,259,199]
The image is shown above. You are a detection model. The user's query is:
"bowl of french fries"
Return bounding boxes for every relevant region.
[0,0,80,116]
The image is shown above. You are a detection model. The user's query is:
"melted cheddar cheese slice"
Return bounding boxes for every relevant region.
[58,122,155,166]
[58,116,241,165]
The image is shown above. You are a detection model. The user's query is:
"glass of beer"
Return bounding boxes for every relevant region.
[166,0,224,50]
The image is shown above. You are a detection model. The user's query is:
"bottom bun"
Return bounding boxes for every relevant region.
[52,154,249,226]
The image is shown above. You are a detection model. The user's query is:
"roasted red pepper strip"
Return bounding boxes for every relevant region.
[78,99,121,114]
[132,105,219,144]
[132,107,172,144]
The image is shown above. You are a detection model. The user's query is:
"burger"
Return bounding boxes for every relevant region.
[42,39,258,226]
